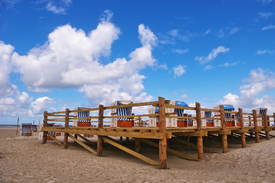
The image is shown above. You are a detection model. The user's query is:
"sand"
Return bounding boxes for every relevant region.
[0,128,275,183]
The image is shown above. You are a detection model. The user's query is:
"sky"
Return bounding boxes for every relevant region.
[0,0,275,124]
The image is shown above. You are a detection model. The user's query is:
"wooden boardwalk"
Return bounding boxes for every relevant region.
[41,97,275,169]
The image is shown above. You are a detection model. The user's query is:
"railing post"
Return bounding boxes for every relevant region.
[43,111,48,144]
[158,97,167,169]
[238,108,246,148]
[196,102,203,160]
[64,108,69,148]
[219,105,228,153]
[263,110,270,140]
[249,116,253,136]
[252,110,260,143]
[97,105,104,156]
[274,113,275,127]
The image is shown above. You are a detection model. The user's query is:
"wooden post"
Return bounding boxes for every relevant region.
[97,105,104,156]
[220,105,228,153]
[126,137,130,146]
[252,110,260,143]
[274,113,275,128]
[263,110,270,140]
[64,108,69,149]
[159,97,167,169]
[42,111,48,144]
[238,108,246,148]
[120,137,123,141]
[196,102,203,160]
[135,139,141,152]
[249,116,253,137]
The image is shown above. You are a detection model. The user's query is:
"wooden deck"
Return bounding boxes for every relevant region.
[41,96,275,169]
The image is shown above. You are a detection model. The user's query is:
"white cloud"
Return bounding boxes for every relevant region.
[219,68,275,113]
[173,65,186,78]
[31,96,55,115]
[203,29,211,36]
[258,0,273,4]
[217,29,224,38]
[229,27,239,35]
[173,49,189,54]
[44,0,72,15]
[195,46,230,64]
[258,12,273,19]
[180,94,188,99]
[256,49,274,55]
[1,0,20,8]
[262,25,275,30]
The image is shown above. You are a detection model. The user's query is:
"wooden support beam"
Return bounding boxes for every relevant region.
[238,108,246,148]
[103,137,159,166]
[43,111,48,144]
[263,110,270,140]
[141,139,198,161]
[64,108,69,149]
[207,130,231,135]
[135,139,141,152]
[47,133,63,146]
[158,96,167,169]
[68,134,97,155]
[220,105,228,153]
[252,110,260,143]
[126,137,130,146]
[172,137,219,153]
[196,102,203,160]
[76,134,96,146]
[97,104,104,156]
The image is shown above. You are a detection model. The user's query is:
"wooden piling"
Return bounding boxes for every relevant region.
[64,108,69,149]
[158,97,167,169]
[196,102,203,160]
[219,105,228,153]
[97,104,104,156]
[249,116,253,137]
[252,110,260,143]
[263,110,270,140]
[42,111,48,144]
[238,108,246,148]
[135,139,141,152]
[126,137,130,146]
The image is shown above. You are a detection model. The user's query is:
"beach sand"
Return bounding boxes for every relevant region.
[0,128,275,183]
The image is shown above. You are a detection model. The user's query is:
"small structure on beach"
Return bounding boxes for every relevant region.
[213,104,239,127]
[148,100,189,127]
[73,107,91,127]
[110,101,134,128]
[20,123,32,136]
[254,108,268,127]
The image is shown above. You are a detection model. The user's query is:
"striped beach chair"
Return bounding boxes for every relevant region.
[254,108,268,127]
[111,101,134,128]
[73,107,91,127]
[213,104,236,127]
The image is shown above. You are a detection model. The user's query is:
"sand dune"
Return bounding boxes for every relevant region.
[0,128,274,183]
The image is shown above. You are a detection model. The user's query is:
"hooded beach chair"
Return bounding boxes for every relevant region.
[110,101,134,128]
[213,104,236,127]
[254,108,268,127]
[20,123,32,136]
[73,107,91,127]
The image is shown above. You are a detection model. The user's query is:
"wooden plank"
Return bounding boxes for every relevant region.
[64,108,69,149]
[158,97,167,169]
[164,105,196,110]
[252,110,260,143]
[103,137,159,166]
[141,139,199,161]
[207,130,231,135]
[70,107,100,112]
[104,114,159,119]
[97,104,104,156]
[42,127,165,139]
[200,108,220,112]
[47,133,63,146]
[76,134,96,146]
[104,101,159,110]
[43,111,48,144]
[68,134,97,155]
[173,131,208,136]
[220,105,228,153]
[172,137,219,153]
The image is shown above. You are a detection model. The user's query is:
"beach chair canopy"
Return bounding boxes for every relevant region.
[222,105,235,110]
[205,111,212,122]
[115,101,133,121]
[174,100,188,117]
[21,123,32,134]
[75,107,90,122]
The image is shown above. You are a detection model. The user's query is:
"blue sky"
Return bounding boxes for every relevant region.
[0,0,275,124]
